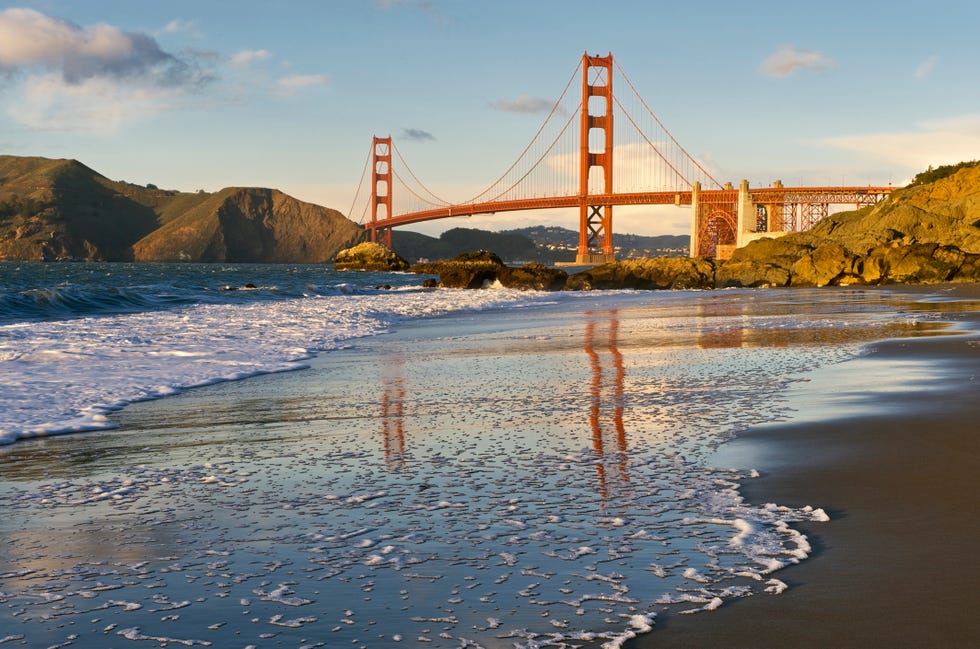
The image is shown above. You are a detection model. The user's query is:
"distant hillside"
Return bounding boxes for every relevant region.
[505,226,689,260]
[392,225,688,264]
[0,155,364,262]
[393,227,537,263]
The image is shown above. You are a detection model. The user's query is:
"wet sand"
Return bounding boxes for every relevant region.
[630,287,980,648]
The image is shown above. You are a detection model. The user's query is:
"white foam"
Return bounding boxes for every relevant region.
[0,287,552,445]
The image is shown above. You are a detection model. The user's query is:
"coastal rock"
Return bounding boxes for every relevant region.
[788,242,861,287]
[497,262,568,291]
[713,163,980,287]
[409,250,505,289]
[566,257,715,290]
[715,260,790,288]
[334,241,410,271]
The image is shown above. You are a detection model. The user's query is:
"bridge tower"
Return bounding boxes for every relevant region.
[371,135,393,248]
[577,52,615,265]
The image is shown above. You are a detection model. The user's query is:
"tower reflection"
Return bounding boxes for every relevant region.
[380,354,406,471]
[583,310,629,503]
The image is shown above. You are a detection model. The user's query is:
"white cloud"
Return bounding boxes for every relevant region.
[914,55,938,80]
[492,95,554,114]
[818,113,980,170]
[0,8,202,86]
[760,46,832,77]
[230,49,272,66]
[6,73,183,133]
[0,8,213,131]
[275,74,329,95]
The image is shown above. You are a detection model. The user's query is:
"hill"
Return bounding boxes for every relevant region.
[0,155,364,262]
[391,226,688,264]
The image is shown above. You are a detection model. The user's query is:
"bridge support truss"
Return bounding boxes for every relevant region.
[577,52,616,265]
[690,181,893,259]
[370,135,393,248]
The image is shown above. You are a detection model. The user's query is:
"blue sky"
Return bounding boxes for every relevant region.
[1,0,978,236]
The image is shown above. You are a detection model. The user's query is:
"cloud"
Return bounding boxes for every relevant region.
[230,49,272,66]
[402,128,436,142]
[0,8,217,132]
[275,73,329,95]
[760,46,832,77]
[6,73,185,133]
[818,113,980,170]
[492,95,554,114]
[162,19,194,34]
[914,55,938,80]
[0,8,206,87]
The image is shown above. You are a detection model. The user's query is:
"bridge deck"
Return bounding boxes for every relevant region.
[375,187,894,229]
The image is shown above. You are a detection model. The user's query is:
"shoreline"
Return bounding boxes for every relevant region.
[2,284,978,648]
[629,285,980,647]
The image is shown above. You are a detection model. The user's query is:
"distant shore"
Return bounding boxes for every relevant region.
[628,283,980,648]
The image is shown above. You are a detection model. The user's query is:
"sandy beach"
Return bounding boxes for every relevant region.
[1,285,978,648]
[629,287,980,648]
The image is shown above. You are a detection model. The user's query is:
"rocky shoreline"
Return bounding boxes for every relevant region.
[338,162,980,291]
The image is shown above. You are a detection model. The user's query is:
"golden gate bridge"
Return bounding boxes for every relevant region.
[348,52,893,261]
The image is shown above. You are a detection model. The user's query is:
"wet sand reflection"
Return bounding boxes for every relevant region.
[584,310,630,503]
[380,353,407,471]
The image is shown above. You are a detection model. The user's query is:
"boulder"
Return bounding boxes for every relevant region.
[497,262,568,291]
[334,241,409,271]
[789,242,861,286]
[566,257,715,291]
[715,260,791,288]
[409,250,505,288]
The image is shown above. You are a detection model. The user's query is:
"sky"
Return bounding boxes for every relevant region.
[1,0,979,236]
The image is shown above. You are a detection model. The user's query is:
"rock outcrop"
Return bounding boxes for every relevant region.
[497,262,569,291]
[334,241,410,271]
[716,163,980,287]
[566,257,715,291]
[410,250,505,289]
[408,252,569,290]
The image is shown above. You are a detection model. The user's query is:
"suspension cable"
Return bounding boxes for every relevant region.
[391,141,452,205]
[391,168,449,208]
[614,59,723,188]
[463,59,583,204]
[613,95,692,187]
[347,140,373,224]
[479,106,580,203]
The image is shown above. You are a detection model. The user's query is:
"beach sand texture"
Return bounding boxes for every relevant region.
[632,288,980,648]
[0,286,977,648]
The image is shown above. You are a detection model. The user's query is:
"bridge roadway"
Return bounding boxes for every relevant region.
[376,186,893,229]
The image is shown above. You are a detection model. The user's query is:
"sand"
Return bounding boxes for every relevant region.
[628,288,980,648]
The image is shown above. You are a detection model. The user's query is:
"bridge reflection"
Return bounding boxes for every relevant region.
[380,353,406,471]
[374,315,633,501]
[584,311,630,503]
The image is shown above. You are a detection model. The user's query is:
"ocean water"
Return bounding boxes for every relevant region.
[0,263,961,648]
[0,262,548,445]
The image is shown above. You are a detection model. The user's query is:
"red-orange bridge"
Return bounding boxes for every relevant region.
[350,52,894,261]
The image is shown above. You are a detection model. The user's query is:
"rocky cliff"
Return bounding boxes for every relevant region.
[0,155,364,262]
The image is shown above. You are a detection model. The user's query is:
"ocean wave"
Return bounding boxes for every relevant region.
[0,285,195,322]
